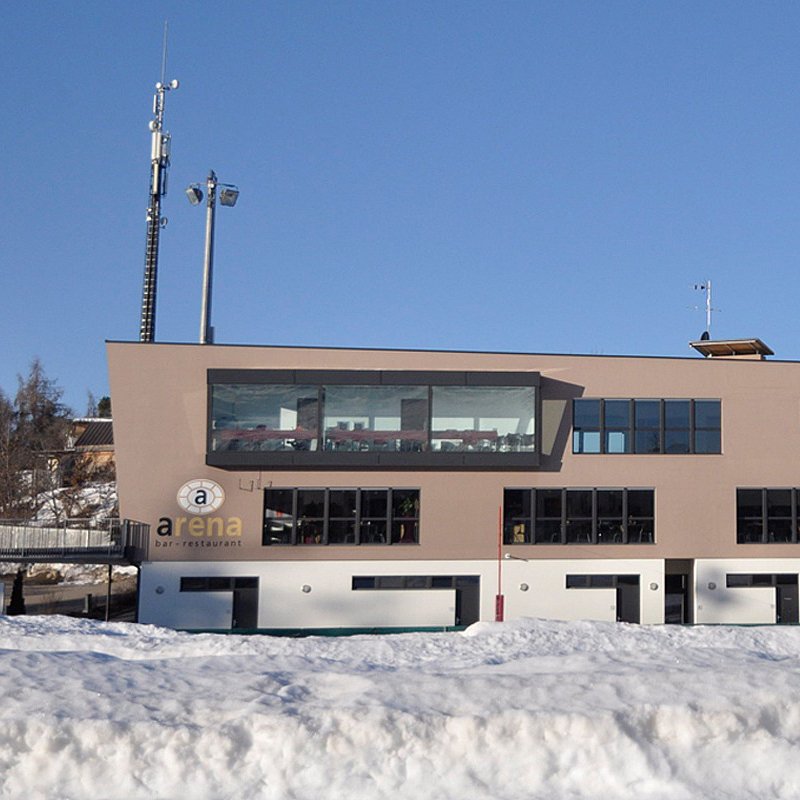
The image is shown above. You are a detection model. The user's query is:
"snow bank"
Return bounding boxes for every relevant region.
[0,617,799,799]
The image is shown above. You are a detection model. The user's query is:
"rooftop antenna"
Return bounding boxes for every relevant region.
[139,21,179,343]
[692,280,719,339]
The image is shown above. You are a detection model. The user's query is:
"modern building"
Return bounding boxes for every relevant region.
[107,336,800,632]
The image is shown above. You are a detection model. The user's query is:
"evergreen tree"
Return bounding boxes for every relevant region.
[0,360,72,517]
[14,358,71,468]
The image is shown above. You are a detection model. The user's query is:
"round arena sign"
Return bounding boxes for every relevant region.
[177,479,225,515]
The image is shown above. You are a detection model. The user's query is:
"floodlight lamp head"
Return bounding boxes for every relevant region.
[219,187,240,207]
[186,186,203,205]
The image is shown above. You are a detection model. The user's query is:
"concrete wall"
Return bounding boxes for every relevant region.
[695,558,800,624]
[138,557,664,630]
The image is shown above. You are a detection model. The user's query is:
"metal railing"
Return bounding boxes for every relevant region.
[0,518,150,564]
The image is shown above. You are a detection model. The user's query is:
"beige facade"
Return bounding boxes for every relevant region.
[107,339,800,630]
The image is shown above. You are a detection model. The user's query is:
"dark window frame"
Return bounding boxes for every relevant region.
[737,488,800,544]
[566,574,640,589]
[208,369,540,470]
[263,487,420,546]
[503,487,655,545]
[572,398,721,455]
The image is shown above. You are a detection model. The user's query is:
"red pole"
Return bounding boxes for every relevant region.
[495,505,504,621]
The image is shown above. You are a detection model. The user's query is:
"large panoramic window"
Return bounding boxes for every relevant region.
[572,399,721,455]
[208,369,539,469]
[210,384,319,452]
[430,386,535,452]
[263,487,420,546]
[503,487,655,545]
[737,488,800,543]
[322,385,428,453]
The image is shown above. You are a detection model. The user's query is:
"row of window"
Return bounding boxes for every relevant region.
[212,381,536,455]
[504,488,655,545]
[573,398,721,454]
[264,488,420,546]
[259,485,800,547]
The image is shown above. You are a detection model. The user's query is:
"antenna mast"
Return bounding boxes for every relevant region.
[139,22,179,343]
[692,280,714,338]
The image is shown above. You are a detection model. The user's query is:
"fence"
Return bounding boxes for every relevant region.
[0,519,149,564]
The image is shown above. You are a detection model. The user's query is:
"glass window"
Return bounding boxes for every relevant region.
[392,489,420,544]
[694,400,721,454]
[566,575,591,588]
[263,487,418,546]
[503,489,531,544]
[264,488,295,545]
[664,400,690,454]
[328,489,357,544]
[767,489,793,543]
[575,398,720,455]
[694,400,721,428]
[603,400,631,454]
[431,386,535,453]
[634,400,661,454]
[627,489,655,543]
[535,489,562,543]
[573,399,601,428]
[296,489,325,545]
[737,489,765,543]
[360,489,389,545]
[597,490,624,543]
[505,487,654,546]
[565,490,592,543]
[323,385,428,453]
[211,384,319,452]
[573,400,601,453]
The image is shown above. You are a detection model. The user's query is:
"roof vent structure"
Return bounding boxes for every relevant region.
[689,338,774,359]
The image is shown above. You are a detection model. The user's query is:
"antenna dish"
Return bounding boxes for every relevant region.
[170,79,179,89]
[700,330,710,341]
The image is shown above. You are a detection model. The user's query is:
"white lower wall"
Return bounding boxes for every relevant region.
[139,557,665,630]
[499,558,664,624]
[695,558,800,624]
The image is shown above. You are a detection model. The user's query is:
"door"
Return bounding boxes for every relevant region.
[776,576,798,624]
[232,578,260,629]
[665,574,689,624]
[616,577,640,623]
[454,576,480,626]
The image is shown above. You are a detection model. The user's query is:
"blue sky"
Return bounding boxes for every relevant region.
[3,1,800,412]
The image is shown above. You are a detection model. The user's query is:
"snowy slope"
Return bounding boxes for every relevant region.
[0,617,798,799]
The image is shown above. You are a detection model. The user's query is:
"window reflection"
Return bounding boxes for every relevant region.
[211,384,318,452]
[211,378,537,457]
[431,386,535,452]
[323,385,428,453]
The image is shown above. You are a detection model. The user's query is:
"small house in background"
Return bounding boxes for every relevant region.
[51,418,115,485]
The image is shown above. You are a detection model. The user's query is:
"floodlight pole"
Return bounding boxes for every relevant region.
[200,171,217,345]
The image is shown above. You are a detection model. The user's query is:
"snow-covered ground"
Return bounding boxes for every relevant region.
[0,618,799,799]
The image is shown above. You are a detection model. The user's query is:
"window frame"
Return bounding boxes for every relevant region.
[208,369,540,470]
[503,487,655,545]
[737,488,800,544]
[263,487,421,546]
[572,398,721,455]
